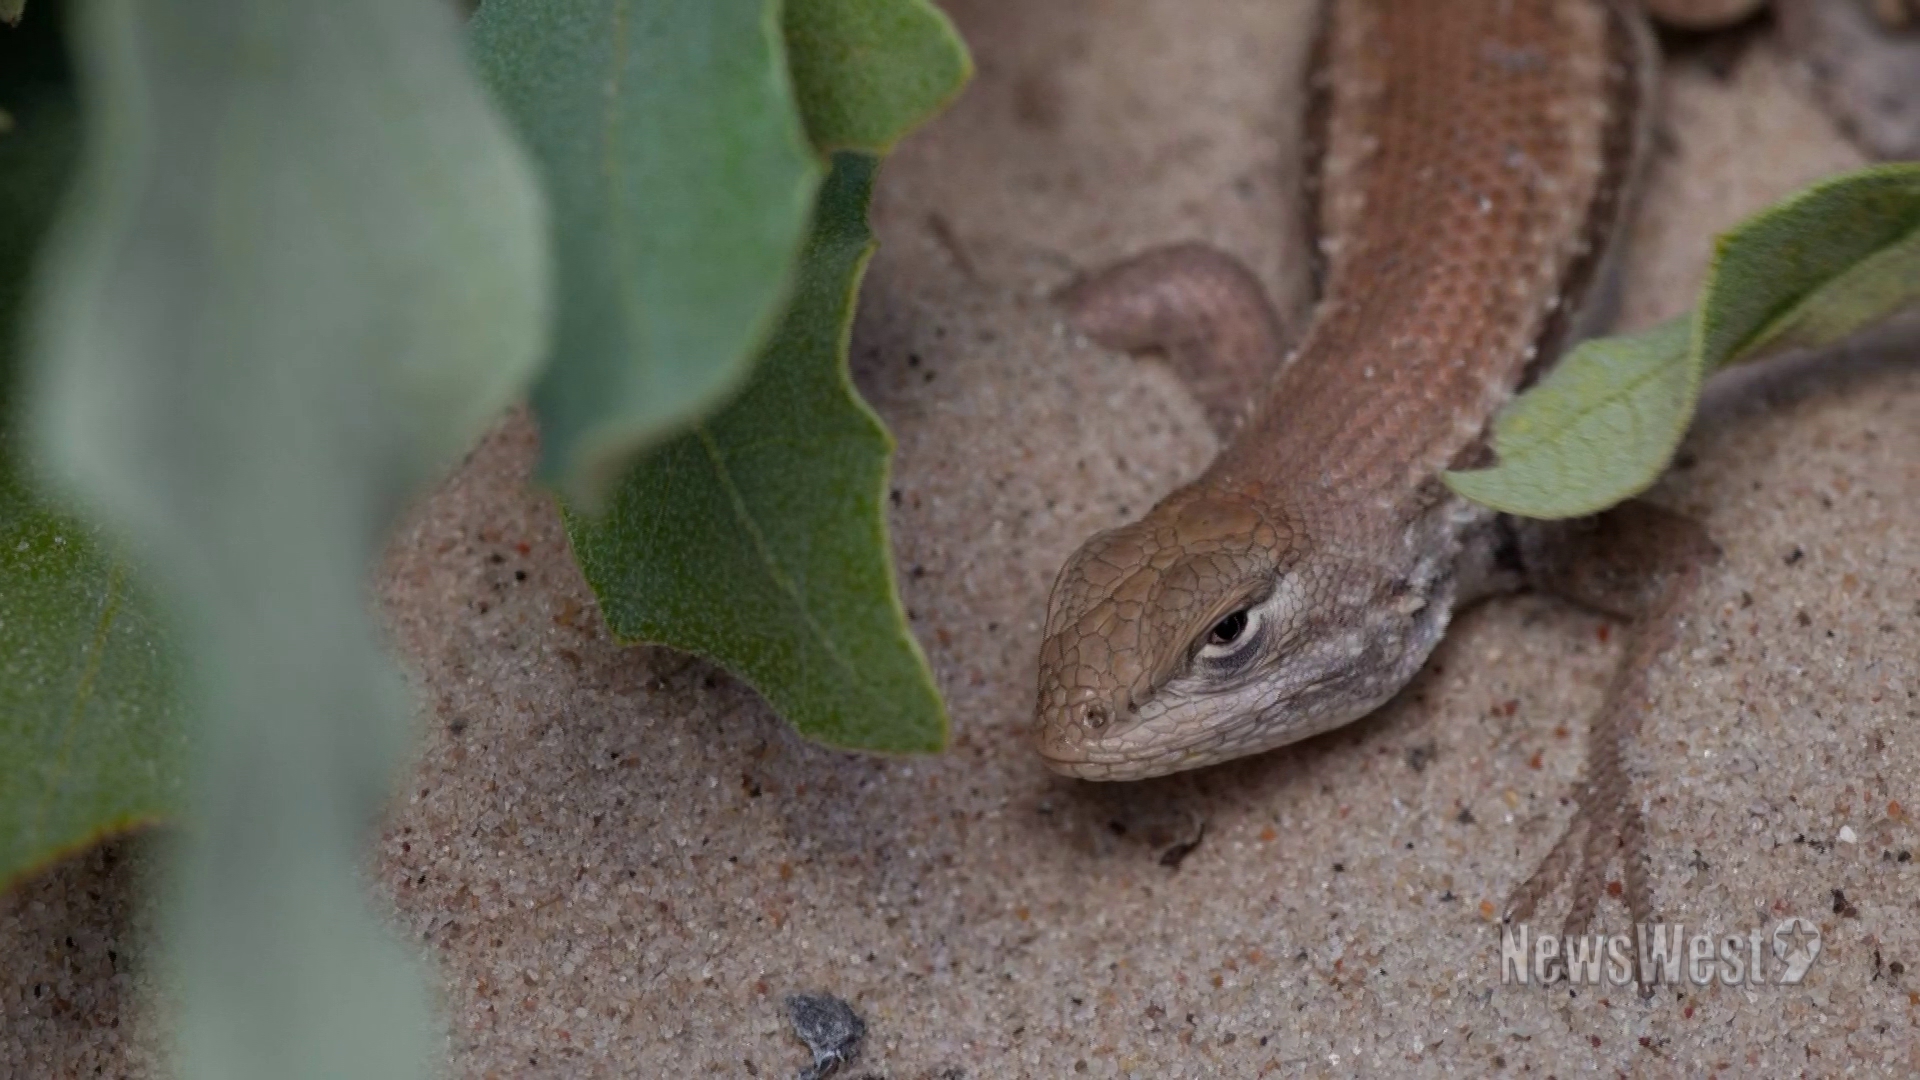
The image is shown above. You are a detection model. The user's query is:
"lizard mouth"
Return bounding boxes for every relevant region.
[1038,750,1190,782]
[1034,720,1232,781]
[1035,684,1388,781]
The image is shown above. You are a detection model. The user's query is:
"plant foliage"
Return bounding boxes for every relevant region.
[1447,164,1920,517]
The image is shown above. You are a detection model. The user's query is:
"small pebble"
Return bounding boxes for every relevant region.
[786,993,867,1080]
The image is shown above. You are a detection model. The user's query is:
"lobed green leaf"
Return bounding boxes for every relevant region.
[26,1,548,1077]
[1447,163,1920,518]
[567,154,947,754]
[471,0,824,506]
[784,0,973,154]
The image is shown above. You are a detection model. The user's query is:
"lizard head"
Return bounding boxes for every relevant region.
[1034,485,1444,780]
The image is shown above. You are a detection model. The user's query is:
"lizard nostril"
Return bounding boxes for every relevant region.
[1082,702,1110,729]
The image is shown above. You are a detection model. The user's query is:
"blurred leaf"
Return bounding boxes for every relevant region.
[27,1,547,1078]
[567,154,946,753]
[0,96,187,891]
[1447,163,1920,518]
[1,2,24,28]
[0,0,72,102]
[783,0,972,154]
[471,0,822,505]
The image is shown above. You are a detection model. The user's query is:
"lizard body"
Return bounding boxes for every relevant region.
[1036,0,1657,780]
[1027,0,1760,940]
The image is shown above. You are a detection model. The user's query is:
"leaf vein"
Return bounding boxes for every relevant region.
[694,423,873,706]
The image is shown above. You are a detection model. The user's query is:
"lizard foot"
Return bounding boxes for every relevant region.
[1502,502,1720,993]
[1504,752,1656,992]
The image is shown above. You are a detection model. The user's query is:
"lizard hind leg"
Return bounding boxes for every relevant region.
[1501,501,1721,990]
[1054,242,1298,440]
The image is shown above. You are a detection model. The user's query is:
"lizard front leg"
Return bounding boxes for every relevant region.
[1502,500,1722,989]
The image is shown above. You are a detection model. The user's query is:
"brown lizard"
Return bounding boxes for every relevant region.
[1033,0,1736,950]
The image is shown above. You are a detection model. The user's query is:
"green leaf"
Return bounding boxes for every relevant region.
[0,96,188,891]
[1443,319,1692,518]
[26,0,547,1077]
[1733,200,1920,359]
[1696,164,1920,369]
[783,0,973,154]
[567,153,946,753]
[471,0,823,506]
[0,495,183,891]
[1,1,24,28]
[1447,163,1920,518]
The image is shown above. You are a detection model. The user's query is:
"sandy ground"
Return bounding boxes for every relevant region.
[6,1,1919,1077]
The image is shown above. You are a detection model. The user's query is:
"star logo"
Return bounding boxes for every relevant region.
[1771,917,1822,984]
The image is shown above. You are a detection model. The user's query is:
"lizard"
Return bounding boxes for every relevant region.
[1032,0,1743,951]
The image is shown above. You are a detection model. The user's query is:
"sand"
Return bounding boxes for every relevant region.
[5,2,1918,1076]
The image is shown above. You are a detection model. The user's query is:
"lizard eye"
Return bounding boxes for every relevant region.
[1198,608,1262,663]
[1192,575,1293,670]
[1207,610,1249,646]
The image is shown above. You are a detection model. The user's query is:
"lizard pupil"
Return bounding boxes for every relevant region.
[1208,610,1248,646]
